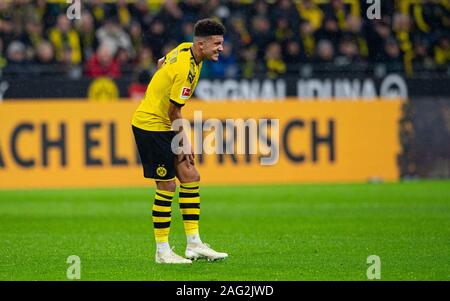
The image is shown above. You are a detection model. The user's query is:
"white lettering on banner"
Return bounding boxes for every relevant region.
[0,81,9,101]
[380,74,408,99]
[195,79,286,100]
[298,75,407,99]
[195,74,407,101]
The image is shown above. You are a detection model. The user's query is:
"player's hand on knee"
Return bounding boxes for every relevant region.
[178,153,194,168]
[188,153,195,166]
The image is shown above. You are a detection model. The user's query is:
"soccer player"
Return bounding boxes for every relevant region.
[131,19,228,264]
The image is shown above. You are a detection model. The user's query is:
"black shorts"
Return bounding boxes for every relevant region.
[132,125,176,181]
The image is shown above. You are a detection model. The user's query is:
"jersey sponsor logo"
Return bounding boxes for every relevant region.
[180,87,191,99]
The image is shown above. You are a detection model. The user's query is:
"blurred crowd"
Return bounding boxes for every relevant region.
[0,0,449,81]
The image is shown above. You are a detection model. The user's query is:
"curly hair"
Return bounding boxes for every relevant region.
[194,18,225,37]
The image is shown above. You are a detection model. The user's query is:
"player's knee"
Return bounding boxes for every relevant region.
[193,172,200,183]
[156,180,176,192]
[182,171,200,183]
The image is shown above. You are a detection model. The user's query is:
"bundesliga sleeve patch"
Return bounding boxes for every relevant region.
[180,87,191,99]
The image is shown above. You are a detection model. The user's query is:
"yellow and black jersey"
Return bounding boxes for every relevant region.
[132,42,202,131]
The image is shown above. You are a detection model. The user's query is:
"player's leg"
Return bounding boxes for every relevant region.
[175,159,228,261]
[175,160,201,240]
[152,179,191,264]
[132,126,191,264]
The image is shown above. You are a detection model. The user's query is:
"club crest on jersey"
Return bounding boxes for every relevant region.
[180,87,191,99]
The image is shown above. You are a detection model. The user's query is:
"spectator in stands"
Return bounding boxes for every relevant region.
[248,0,270,20]
[314,39,335,65]
[48,14,82,65]
[180,20,195,42]
[265,42,286,79]
[284,39,305,62]
[61,45,82,79]
[6,40,27,64]
[296,0,323,31]
[205,40,238,78]
[0,12,15,47]
[34,40,55,65]
[76,10,98,61]
[412,38,435,72]
[322,0,354,31]
[157,0,183,41]
[344,15,368,60]
[315,16,341,48]
[434,36,450,72]
[274,17,297,44]
[88,0,107,28]
[381,38,404,73]
[239,45,260,79]
[129,20,143,55]
[161,41,178,58]
[116,46,132,73]
[129,0,152,31]
[367,19,392,61]
[272,0,301,30]
[30,40,59,77]
[335,35,364,70]
[143,18,168,59]
[0,38,6,72]
[135,47,155,73]
[115,0,132,29]
[392,13,414,75]
[4,40,31,77]
[227,15,252,51]
[299,21,316,59]
[200,0,230,21]
[85,43,121,78]
[96,17,134,60]
[20,17,44,55]
[416,0,450,37]
[128,69,151,101]
[178,0,202,24]
[250,15,274,62]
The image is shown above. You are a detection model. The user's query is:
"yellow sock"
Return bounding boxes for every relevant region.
[178,182,200,235]
[152,189,174,243]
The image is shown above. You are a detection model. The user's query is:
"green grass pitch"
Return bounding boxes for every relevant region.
[0,181,449,280]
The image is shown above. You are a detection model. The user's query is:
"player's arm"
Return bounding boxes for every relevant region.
[168,102,194,166]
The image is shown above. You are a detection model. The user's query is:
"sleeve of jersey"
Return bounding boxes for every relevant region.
[169,69,192,107]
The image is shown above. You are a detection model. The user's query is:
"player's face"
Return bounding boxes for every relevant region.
[203,35,224,62]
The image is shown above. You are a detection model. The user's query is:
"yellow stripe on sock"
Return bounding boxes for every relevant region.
[180,182,199,188]
[156,189,175,195]
[153,205,172,212]
[152,216,171,223]
[155,229,170,243]
[178,182,200,236]
[179,187,199,193]
[153,190,174,243]
[180,208,200,215]
[179,196,200,203]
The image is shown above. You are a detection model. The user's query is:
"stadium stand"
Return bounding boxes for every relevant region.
[0,0,448,80]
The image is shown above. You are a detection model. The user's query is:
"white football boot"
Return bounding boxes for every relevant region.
[185,242,228,261]
[155,248,192,264]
